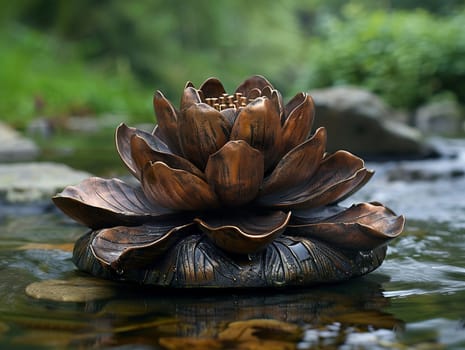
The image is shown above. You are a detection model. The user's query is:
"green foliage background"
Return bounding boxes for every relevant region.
[300,5,465,108]
[1,0,464,126]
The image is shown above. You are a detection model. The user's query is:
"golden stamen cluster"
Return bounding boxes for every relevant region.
[205,92,249,111]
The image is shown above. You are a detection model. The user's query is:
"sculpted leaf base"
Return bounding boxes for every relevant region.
[73,230,387,288]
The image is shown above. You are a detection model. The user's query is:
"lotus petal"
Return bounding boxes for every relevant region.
[235,75,273,96]
[284,92,306,117]
[290,205,349,224]
[153,91,182,154]
[299,150,374,207]
[287,202,405,251]
[199,77,226,98]
[141,161,219,211]
[116,123,172,180]
[115,123,138,178]
[230,97,283,170]
[151,125,171,151]
[180,86,202,110]
[52,177,174,229]
[205,140,264,206]
[262,151,369,209]
[294,168,372,209]
[261,88,283,117]
[91,222,194,269]
[220,108,238,127]
[281,93,315,153]
[333,169,374,204]
[271,89,284,119]
[260,127,326,196]
[130,134,205,180]
[178,103,230,169]
[195,210,291,254]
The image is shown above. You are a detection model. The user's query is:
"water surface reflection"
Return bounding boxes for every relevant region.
[2,273,404,349]
[0,210,464,349]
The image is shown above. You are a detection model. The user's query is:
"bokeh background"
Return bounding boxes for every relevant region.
[1,0,464,127]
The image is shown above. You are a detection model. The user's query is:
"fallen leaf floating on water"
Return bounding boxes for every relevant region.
[17,243,75,252]
[25,277,116,302]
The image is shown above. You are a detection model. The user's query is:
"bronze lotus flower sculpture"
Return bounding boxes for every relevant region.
[53,75,404,288]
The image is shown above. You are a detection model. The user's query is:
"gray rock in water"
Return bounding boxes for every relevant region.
[347,137,465,228]
[309,86,436,160]
[0,162,91,203]
[414,99,464,136]
[0,122,40,162]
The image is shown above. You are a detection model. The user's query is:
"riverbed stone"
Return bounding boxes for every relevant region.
[0,162,91,203]
[309,86,436,159]
[347,137,465,228]
[414,99,464,136]
[0,122,39,162]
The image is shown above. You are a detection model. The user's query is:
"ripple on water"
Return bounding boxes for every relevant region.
[375,215,465,299]
[379,257,465,297]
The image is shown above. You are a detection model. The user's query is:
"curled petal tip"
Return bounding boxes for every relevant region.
[288,202,405,251]
[115,123,138,178]
[235,75,274,96]
[199,77,226,98]
[90,222,193,269]
[180,86,202,110]
[196,211,291,254]
[184,81,195,89]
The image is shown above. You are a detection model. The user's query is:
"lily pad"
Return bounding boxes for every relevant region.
[25,276,115,302]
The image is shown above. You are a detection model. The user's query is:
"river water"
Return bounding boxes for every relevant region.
[0,137,464,349]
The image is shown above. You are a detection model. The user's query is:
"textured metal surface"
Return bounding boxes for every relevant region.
[73,230,387,288]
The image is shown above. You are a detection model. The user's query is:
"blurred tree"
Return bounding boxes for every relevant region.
[2,0,464,114]
[297,6,465,108]
[5,0,306,98]
[388,0,464,14]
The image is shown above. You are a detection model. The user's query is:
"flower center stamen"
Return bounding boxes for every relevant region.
[205,92,250,111]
